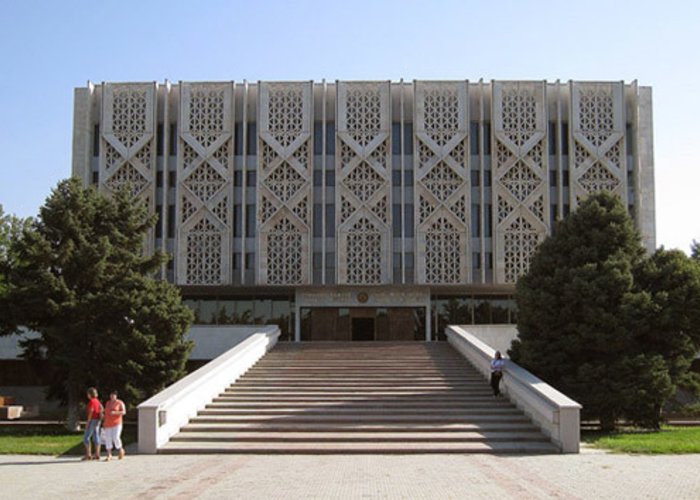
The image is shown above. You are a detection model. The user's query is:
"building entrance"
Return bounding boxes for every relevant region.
[300,307,426,341]
[352,318,375,341]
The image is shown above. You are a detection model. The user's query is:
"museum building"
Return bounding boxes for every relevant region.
[71,79,655,342]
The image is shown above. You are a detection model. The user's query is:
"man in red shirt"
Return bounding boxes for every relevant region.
[82,387,103,460]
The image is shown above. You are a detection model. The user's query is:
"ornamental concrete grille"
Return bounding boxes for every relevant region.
[72,79,655,340]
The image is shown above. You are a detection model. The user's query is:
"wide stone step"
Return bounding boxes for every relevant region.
[213,395,501,403]
[181,421,541,433]
[198,407,521,416]
[171,430,549,443]
[225,386,495,393]
[190,414,530,424]
[158,440,559,454]
[239,376,485,382]
[207,401,513,409]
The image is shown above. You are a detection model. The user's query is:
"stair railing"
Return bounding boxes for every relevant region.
[446,325,582,453]
[137,326,280,453]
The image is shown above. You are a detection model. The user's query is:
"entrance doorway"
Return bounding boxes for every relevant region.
[300,307,427,341]
[351,317,375,341]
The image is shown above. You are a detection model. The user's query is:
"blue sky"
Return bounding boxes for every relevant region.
[1,0,698,251]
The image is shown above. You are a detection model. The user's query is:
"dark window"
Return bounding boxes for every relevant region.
[233,206,241,237]
[561,122,569,155]
[404,205,414,237]
[562,170,569,187]
[548,122,557,155]
[549,170,557,187]
[485,204,492,237]
[626,124,634,155]
[472,204,481,237]
[325,170,335,187]
[563,204,570,217]
[313,252,322,271]
[246,171,256,187]
[168,171,176,188]
[326,252,335,269]
[404,252,414,270]
[484,170,491,187]
[403,123,413,154]
[234,125,244,155]
[169,125,177,155]
[246,204,256,236]
[92,171,99,185]
[628,169,634,187]
[314,122,323,155]
[167,205,175,238]
[325,205,335,237]
[472,252,481,269]
[393,204,402,237]
[487,252,493,270]
[156,171,163,187]
[157,124,164,156]
[247,123,257,155]
[245,252,255,269]
[404,170,413,187]
[551,204,558,227]
[482,124,491,155]
[233,170,242,187]
[471,170,480,187]
[470,122,480,155]
[93,125,100,157]
[392,123,401,155]
[392,170,402,187]
[325,124,335,155]
[313,204,323,237]
[155,205,162,238]
[233,253,241,270]
[313,170,323,187]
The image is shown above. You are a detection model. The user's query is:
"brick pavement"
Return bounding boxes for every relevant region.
[1,446,699,499]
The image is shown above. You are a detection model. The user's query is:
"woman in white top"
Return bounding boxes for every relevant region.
[490,351,505,396]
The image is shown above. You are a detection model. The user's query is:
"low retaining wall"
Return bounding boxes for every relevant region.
[446,325,582,453]
[138,326,280,453]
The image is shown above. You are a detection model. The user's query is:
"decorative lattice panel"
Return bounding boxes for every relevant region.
[257,82,313,285]
[100,83,157,253]
[336,82,392,285]
[177,82,234,285]
[492,82,549,284]
[570,82,627,208]
[414,81,470,284]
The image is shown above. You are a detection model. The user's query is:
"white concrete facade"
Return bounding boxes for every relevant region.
[71,79,655,340]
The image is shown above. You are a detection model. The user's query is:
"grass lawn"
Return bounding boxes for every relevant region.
[0,424,136,456]
[583,426,700,454]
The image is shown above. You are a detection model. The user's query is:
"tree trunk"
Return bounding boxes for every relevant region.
[65,384,81,432]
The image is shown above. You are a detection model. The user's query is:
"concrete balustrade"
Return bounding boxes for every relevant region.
[138,326,280,453]
[446,325,582,453]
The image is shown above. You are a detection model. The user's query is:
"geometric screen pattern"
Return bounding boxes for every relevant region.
[100,83,157,254]
[336,82,392,285]
[177,82,233,285]
[414,81,469,284]
[258,82,312,285]
[570,82,627,209]
[492,82,549,284]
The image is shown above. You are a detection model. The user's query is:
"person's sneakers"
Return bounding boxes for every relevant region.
[118,448,125,460]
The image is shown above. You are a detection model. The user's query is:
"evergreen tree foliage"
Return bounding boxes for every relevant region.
[509,191,690,430]
[0,179,193,429]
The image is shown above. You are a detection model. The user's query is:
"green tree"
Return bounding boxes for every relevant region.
[0,205,30,299]
[509,191,675,430]
[0,179,193,429]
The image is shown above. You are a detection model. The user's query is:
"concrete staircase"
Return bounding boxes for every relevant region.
[161,342,558,454]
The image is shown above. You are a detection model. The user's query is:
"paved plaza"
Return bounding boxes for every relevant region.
[2,445,699,499]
